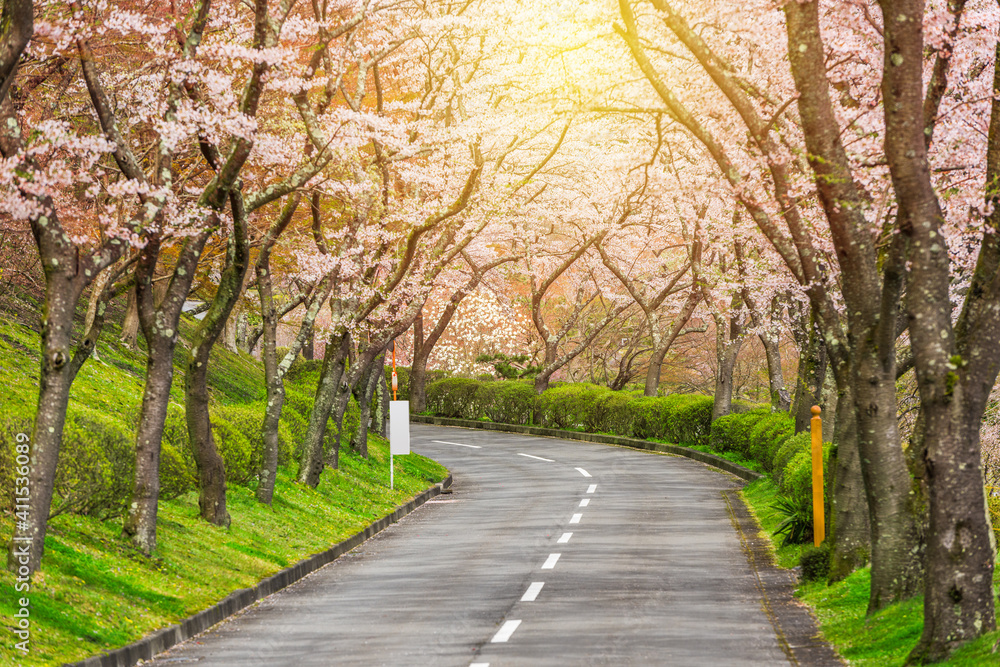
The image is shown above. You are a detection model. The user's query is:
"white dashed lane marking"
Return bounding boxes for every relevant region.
[579,498,590,507]
[491,620,521,643]
[587,484,597,493]
[575,467,591,477]
[569,513,582,524]
[432,440,482,448]
[542,553,561,569]
[518,452,554,462]
[521,582,545,602]
[557,532,572,543]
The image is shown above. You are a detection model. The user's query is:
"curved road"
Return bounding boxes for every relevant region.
[147,424,810,666]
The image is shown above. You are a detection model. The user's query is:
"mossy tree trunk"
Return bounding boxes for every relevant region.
[124,231,211,554]
[298,331,350,487]
[351,350,386,457]
[878,0,999,659]
[783,0,924,610]
[255,197,333,504]
[790,304,827,433]
[710,295,744,422]
[827,373,870,582]
[184,190,255,528]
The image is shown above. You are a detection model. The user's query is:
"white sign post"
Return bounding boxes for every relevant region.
[389,401,410,490]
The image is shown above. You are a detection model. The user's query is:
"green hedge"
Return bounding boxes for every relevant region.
[424,378,715,447]
[426,378,484,419]
[476,381,536,424]
[536,383,609,430]
[624,394,714,446]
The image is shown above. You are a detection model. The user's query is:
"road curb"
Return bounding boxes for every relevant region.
[412,414,763,482]
[66,475,453,667]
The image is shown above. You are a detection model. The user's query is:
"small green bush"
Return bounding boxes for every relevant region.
[536,384,608,429]
[576,385,617,432]
[285,356,322,386]
[774,440,831,546]
[773,492,812,546]
[591,390,634,435]
[426,378,483,419]
[772,432,812,485]
[800,544,832,582]
[709,409,770,455]
[667,394,715,446]
[210,414,254,486]
[627,396,671,439]
[748,412,795,469]
[281,388,356,457]
[160,403,197,499]
[53,406,135,520]
[215,401,295,483]
[477,380,536,424]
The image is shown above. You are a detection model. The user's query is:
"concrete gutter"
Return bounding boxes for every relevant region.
[67,475,453,667]
[411,415,764,482]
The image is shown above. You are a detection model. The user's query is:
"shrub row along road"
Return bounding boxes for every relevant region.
[146,425,798,666]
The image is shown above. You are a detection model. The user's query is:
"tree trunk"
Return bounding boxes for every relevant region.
[712,335,742,421]
[374,369,389,437]
[328,345,382,468]
[791,309,827,433]
[121,336,175,554]
[256,257,283,505]
[7,280,79,574]
[643,290,701,397]
[711,303,744,422]
[534,370,552,394]
[410,354,428,412]
[410,311,428,412]
[827,373,871,582]
[185,355,230,527]
[302,329,315,360]
[351,352,385,457]
[257,375,284,505]
[851,341,923,611]
[123,232,210,554]
[890,1,1000,657]
[643,344,669,397]
[184,191,252,527]
[298,332,349,487]
[221,308,239,352]
[782,0,924,612]
[760,331,789,411]
[120,286,140,348]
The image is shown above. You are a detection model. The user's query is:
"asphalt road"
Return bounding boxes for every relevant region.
[146,424,796,666]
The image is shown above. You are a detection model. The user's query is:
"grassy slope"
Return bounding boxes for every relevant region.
[741,479,1000,666]
[0,318,447,666]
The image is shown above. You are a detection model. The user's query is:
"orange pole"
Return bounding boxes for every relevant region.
[811,405,825,546]
[391,343,398,401]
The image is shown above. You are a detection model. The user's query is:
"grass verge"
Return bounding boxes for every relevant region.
[740,478,1000,666]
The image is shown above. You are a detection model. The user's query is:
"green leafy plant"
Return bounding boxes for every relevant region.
[772,492,813,547]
